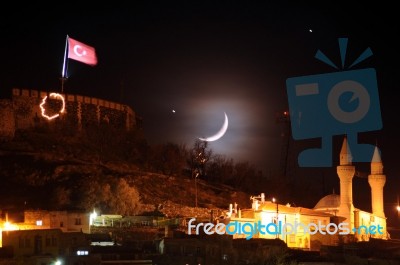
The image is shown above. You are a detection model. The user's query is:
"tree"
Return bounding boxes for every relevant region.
[188,139,212,179]
[51,186,71,209]
[207,154,234,183]
[74,176,141,215]
[232,161,255,189]
[109,178,142,215]
[75,176,112,211]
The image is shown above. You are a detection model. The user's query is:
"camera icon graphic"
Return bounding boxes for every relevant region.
[286,38,382,167]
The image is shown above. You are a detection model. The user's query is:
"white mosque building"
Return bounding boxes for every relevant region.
[313,136,388,241]
[225,136,389,250]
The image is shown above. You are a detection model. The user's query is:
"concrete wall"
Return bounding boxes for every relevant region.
[1,228,90,263]
[2,229,63,257]
[24,210,90,234]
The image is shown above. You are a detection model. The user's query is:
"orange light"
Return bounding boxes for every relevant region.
[40,93,66,120]
[3,221,18,231]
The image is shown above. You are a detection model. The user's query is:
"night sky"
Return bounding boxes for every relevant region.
[1,3,400,222]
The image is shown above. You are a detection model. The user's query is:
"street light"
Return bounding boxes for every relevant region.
[195,172,199,208]
[272,197,278,238]
[89,209,97,234]
[89,209,97,225]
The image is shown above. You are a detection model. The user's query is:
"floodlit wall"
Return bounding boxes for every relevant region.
[0,88,137,139]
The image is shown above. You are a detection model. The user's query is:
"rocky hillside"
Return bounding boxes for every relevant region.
[0,128,252,218]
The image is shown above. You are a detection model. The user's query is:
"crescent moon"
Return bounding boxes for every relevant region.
[199,112,229,142]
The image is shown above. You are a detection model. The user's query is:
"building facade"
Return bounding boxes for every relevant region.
[1,228,98,265]
[1,210,90,248]
[225,136,389,250]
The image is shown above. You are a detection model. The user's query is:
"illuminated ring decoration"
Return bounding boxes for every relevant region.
[40,93,66,120]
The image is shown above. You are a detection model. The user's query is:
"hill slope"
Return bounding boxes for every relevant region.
[0,129,252,218]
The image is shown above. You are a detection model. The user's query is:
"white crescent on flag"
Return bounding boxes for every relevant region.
[68,37,98,65]
[73,45,87,57]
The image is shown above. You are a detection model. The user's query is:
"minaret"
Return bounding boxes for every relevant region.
[368,146,386,217]
[337,136,355,229]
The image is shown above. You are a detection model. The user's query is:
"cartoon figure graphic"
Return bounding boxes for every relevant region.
[286,38,382,167]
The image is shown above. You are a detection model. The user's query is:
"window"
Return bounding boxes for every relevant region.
[46,237,51,247]
[370,216,375,222]
[34,236,42,254]
[36,220,42,226]
[209,247,215,256]
[25,237,31,247]
[52,236,57,246]
[181,246,185,255]
[298,237,303,247]
[19,237,24,248]
[60,221,64,227]
[289,235,296,243]
[75,218,82,225]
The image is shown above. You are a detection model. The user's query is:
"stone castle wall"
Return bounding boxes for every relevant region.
[0,88,137,139]
[0,99,15,140]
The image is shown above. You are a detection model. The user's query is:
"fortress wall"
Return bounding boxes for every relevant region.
[0,99,15,140]
[0,88,137,139]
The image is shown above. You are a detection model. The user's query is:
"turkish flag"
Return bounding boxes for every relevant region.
[68,37,98,66]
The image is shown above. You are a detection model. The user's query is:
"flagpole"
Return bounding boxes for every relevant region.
[60,35,69,92]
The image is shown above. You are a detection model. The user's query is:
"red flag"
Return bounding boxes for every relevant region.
[68,37,98,66]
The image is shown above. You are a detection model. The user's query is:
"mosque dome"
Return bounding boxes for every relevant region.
[314,193,340,210]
